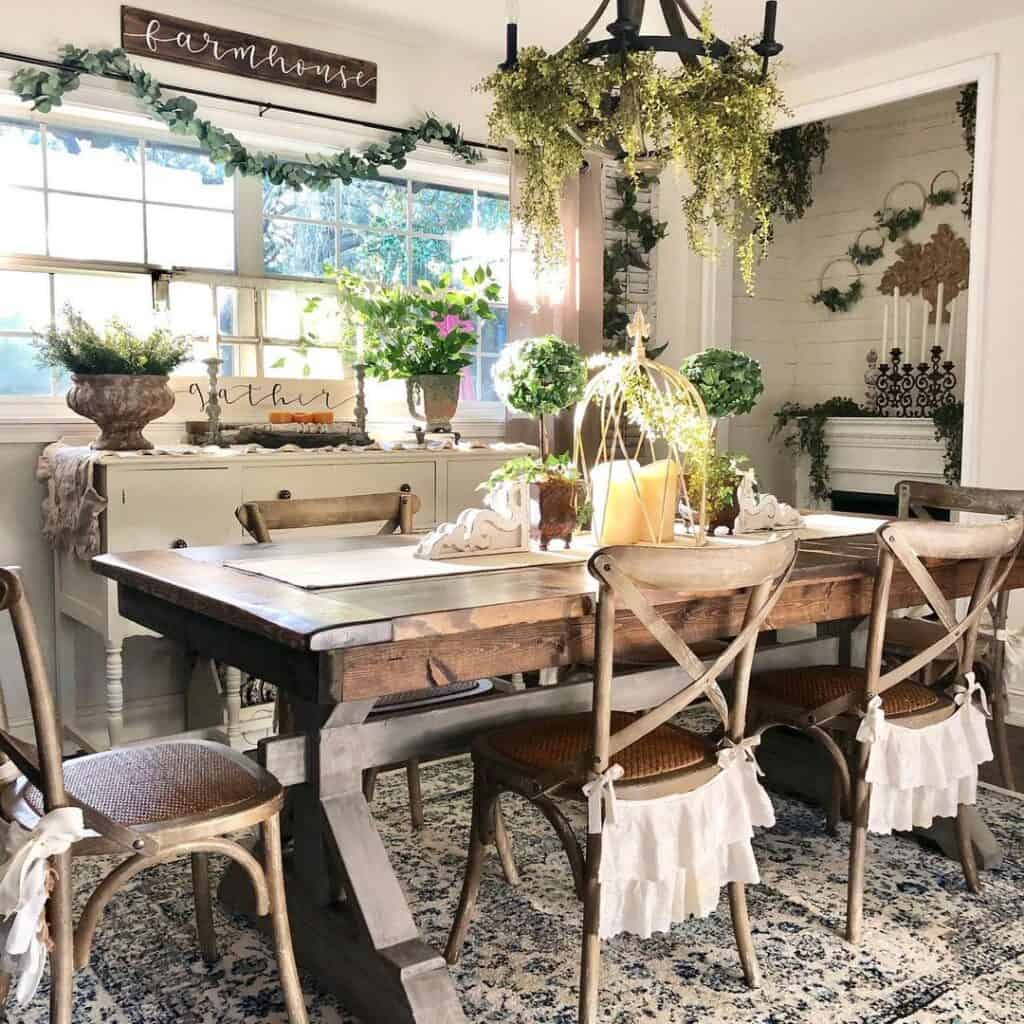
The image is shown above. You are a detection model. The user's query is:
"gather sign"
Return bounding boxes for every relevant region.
[120,6,378,104]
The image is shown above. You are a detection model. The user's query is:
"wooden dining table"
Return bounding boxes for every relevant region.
[92,526,1024,1024]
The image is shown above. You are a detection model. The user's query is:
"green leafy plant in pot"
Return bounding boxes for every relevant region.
[335,266,500,431]
[33,305,190,450]
[479,454,581,550]
[490,335,588,547]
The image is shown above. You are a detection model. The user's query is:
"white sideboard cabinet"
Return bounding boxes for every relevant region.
[54,447,515,748]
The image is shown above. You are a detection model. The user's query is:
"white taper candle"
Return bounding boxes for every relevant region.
[893,287,901,354]
[934,282,945,356]
[920,296,929,364]
[946,295,956,362]
[882,303,889,349]
[905,300,911,362]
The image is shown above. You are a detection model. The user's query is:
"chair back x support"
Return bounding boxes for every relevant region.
[584,538,799,782]
[236,487,420,543]
[0,567,159,856]
[864,516,1024,700]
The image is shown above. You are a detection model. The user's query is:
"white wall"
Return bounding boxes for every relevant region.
[730,88,972,500]
[0,0,501,734]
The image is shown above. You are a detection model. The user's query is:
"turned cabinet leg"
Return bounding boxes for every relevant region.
[223,666,244,750]
[104,645,124,748]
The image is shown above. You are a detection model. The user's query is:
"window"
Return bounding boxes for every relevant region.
[0,118,236,270]
[263,177,511,400]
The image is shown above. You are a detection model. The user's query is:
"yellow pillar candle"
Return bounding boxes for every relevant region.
[590,459,680,545]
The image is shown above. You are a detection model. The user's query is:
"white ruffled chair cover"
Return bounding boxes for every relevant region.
[856,674,993,835]
[588,742,775,940]
[0,807,86,1005]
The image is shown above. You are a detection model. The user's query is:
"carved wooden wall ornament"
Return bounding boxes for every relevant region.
[879,224,969,324]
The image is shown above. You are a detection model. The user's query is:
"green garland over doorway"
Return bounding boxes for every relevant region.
[10,46,483,191]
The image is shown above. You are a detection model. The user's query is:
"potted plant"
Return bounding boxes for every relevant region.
[686,451,750,531]
[33,305,190,451]
[335,266,500,432]
[680,347,764,437]
[479,454,581,550]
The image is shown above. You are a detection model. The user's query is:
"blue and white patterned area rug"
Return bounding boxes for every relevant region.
[15,749,1024,1023]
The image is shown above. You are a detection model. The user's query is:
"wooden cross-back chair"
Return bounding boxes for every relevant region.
[236,487,436,830]
[748,515,1024,943]
[888,480,1024,789]
[445,537,799,1024]
[0,567,307,1024]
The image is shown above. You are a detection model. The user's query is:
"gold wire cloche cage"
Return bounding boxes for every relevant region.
[573,310,711,547]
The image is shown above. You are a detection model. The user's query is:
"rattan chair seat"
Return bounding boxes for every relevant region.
[483,711,712,782]
[885,617,990,660]
[24,740,280,826]
[752,666,941,716]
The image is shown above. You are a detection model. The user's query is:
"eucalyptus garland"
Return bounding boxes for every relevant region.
[603,173,668,352]
[957,83,977,221]
[811,278,863,314]
[10,46,482,193]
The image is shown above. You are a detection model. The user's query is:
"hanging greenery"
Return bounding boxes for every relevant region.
[10,46,482,192]
[957,83,977,221]
[603,173,668,352]
[932,401,964,485]
[763,121,830,224]
[771,397,871,502]
[479,10,787,292]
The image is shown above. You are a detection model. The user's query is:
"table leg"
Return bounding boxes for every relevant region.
[223,665,244,750]
[220,699,466,1024]
[104,644,124,748]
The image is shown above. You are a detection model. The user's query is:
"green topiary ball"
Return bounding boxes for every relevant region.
[492,335,587,417]
[680,348,764,419]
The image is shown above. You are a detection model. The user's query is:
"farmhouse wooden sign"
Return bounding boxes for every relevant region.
[120,6,378,104]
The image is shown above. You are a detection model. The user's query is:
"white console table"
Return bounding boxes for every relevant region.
[52,445,520,748]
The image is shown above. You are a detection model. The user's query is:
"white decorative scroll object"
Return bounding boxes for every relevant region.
[855,673,993,835]
[592,751,775,939]
[734,467,804,533]
[0,807,87,1005]
[414,482,530,559]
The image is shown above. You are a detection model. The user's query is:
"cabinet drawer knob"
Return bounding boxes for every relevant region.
[277,489,292,500]
[170,538,188,549]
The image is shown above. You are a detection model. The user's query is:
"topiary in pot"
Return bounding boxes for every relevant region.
[34,305,190,450]
[680,347,764,436]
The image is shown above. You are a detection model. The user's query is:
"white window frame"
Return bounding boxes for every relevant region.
[0,86,512,428]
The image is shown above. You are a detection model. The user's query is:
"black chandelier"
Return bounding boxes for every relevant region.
[500,0,783,76]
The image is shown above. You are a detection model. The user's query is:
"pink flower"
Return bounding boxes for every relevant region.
[435,314,476,338]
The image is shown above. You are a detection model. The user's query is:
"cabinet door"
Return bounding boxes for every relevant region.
[103,465,243,552]
[241,461,436,536]
[446,458,510,520]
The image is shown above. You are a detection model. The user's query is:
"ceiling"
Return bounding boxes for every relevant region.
[258,0,1021,75]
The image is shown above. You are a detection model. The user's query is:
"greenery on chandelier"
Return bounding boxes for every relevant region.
[957,83,977,221]
[479,8,787,292]
[34,305,191,377]
[331,267,499,380]
[604,174,669,352]
[762,121,830,225]
[932,400,964,484]
[874,205,923,242]
[680,348,764,420]
[811,278,863,314]
[11,46,482,192]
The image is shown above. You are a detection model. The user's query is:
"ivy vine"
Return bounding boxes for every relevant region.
[771,397,870,502]
[957,83,977,221]
[932,400,964,484]
[10,46,482,192]
[603,173,668,353]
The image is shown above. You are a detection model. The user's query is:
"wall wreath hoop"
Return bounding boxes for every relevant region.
[874,180,928,241]
[927,169,962,208]
[811,257,863,314]
[847,226,885,267]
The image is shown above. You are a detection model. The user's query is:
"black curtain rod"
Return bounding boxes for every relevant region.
[0,50,508,155]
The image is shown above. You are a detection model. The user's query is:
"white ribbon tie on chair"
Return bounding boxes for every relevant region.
[856,672,993,835]
[0,807,87,1005]
[584,740,775,940]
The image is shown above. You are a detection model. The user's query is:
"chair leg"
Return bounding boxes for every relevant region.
[406,759,425,830]
[445,775,490,965]
[955,804,982,895]
[846,740,872,944]
[493,799,520,886]
[191,853,219,963]
[362,767,378,803]
[261,814,309,1024]
[578,832,603,1024]
[727,882,761,988]
[990,672,1017,792]
[48,849,75,1024]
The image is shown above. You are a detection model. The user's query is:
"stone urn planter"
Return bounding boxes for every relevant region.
[66,374,175,451]
[406,374,460,432]
[529,479,578,550]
